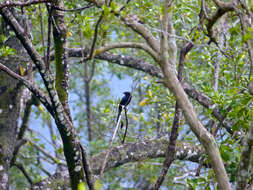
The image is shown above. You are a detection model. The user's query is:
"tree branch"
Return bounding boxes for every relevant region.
[0,0,51,9]
[0,8,87,190]
[157,0,231,188]
[32,139,203,189]
[0,62,53,115]
[86,13,104,60]
[52,3,93,12]
[236,122,253,190]
[66,48,233,133]
[14,163,33,186]
[94,42,159,61]
[79,144,94,190]
[152,32,193,190]
[151,1,178,189]
[29,140,66,166]
[205,1,234,44]
[122,15,160,52]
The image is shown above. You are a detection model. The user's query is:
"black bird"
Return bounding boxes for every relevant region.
[116,92,132,123]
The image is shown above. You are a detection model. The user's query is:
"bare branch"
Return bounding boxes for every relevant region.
[33,139,203,189]
[94,42,159,61]
[29,140,66,166]
[122,15,160,52]
[151,2,176,189]
[0,0,51,9]
[205,1,234,44]
[87,13,104,61]
[152,38,194,190]
[67,48,163,78]
[14,163,33,186]
[157,0,231,188]
[11,139,28,167]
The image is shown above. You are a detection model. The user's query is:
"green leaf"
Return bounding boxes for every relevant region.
[57,147,63,154]
[52,134,57,141]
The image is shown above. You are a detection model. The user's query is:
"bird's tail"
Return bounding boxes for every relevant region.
[116,105,122,123]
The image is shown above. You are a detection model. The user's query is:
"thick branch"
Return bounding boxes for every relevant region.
[152,2,177,189]
[67,48,233,133]
[158,0,231,188]
[67,48,163,78]
[206,1,234,43]
[122,15,160,52]
[94,42,159,61]
[0,7,87,190]
[152,33,193,190]
[32,139,203,189]
[0,0,51,9]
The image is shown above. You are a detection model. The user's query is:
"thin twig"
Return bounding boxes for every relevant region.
[79,144,94,190]
[30,140,65,165]
[46,4,52,69]
[10,139,28,166]
[86,13,104,61]
[119,0,132,11]
[39,5,46,58]
[14,163,33,185]
[99,114,122,178]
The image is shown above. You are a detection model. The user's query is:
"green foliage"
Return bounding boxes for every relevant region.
[5,0,253,189]
[0,46,16,57]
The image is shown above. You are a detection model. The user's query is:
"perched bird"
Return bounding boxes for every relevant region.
[116,92,132,144]
[116,92,132,123]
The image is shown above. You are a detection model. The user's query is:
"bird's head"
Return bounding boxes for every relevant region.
[123,92,131,96]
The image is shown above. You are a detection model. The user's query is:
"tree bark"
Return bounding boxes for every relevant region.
[32,139,203,189]
[0,39,23,189]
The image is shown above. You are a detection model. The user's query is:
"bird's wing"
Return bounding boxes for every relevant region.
[125,95,132,106]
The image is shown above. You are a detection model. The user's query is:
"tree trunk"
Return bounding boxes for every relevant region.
[0,38,23,189]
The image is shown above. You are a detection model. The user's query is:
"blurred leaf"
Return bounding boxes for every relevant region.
[20,66,25,76]
[139,98,148,106]
[57,147,63,154]
[95,180,103,190]
[78,182,86,190]
[148,90,152,98]
[133,116,138,121]
[38,105,44,112]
